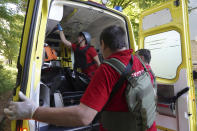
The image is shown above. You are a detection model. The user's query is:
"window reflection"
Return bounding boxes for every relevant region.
[144,30,182,79]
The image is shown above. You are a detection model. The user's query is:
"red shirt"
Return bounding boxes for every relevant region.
[80,49,156,131]
[72,44,98,78]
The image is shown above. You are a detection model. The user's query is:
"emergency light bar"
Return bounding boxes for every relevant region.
[114,6,123,12]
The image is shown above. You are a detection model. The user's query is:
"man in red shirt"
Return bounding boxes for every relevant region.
[58,24,100,78]
[135,49,157,131]
[4,25,156,131]
[136,49,154,85]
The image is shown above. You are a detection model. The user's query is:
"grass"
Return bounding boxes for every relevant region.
[0,63,17,94]
[194,80,197,99]
[196,89,197,102]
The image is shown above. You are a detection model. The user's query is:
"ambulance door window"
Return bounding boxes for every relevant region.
[144,30,182,79]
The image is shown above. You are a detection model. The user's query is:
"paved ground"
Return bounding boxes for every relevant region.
[0,91,12,131]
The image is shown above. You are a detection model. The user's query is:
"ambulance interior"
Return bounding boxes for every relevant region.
[37,1,129,130]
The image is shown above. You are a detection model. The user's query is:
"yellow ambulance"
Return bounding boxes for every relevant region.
[12,0,196,131]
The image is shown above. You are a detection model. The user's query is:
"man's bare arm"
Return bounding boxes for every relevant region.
[60,31,72,48]
[93,55,100,67]
[33,103,98,127]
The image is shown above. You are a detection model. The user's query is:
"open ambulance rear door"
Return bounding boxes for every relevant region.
[138,0,196,130]
[12,0,51,131]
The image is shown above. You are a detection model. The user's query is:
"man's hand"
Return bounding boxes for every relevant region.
[4,91,39,120]
[57,23,63,31]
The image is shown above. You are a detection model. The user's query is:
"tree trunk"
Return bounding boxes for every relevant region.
[8,59,12,65]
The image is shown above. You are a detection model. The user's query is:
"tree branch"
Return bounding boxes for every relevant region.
[122,1,134,9]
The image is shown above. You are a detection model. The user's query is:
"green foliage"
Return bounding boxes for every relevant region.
[122,2,140,42]
[0,63,17,94]
[0,0,26,94]
[138,0,166,10]
[0,0,26,65]
[109,0,136,9]
[108,0,166,10]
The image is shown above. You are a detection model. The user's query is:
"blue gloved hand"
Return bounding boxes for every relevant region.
[57,23,63,31]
